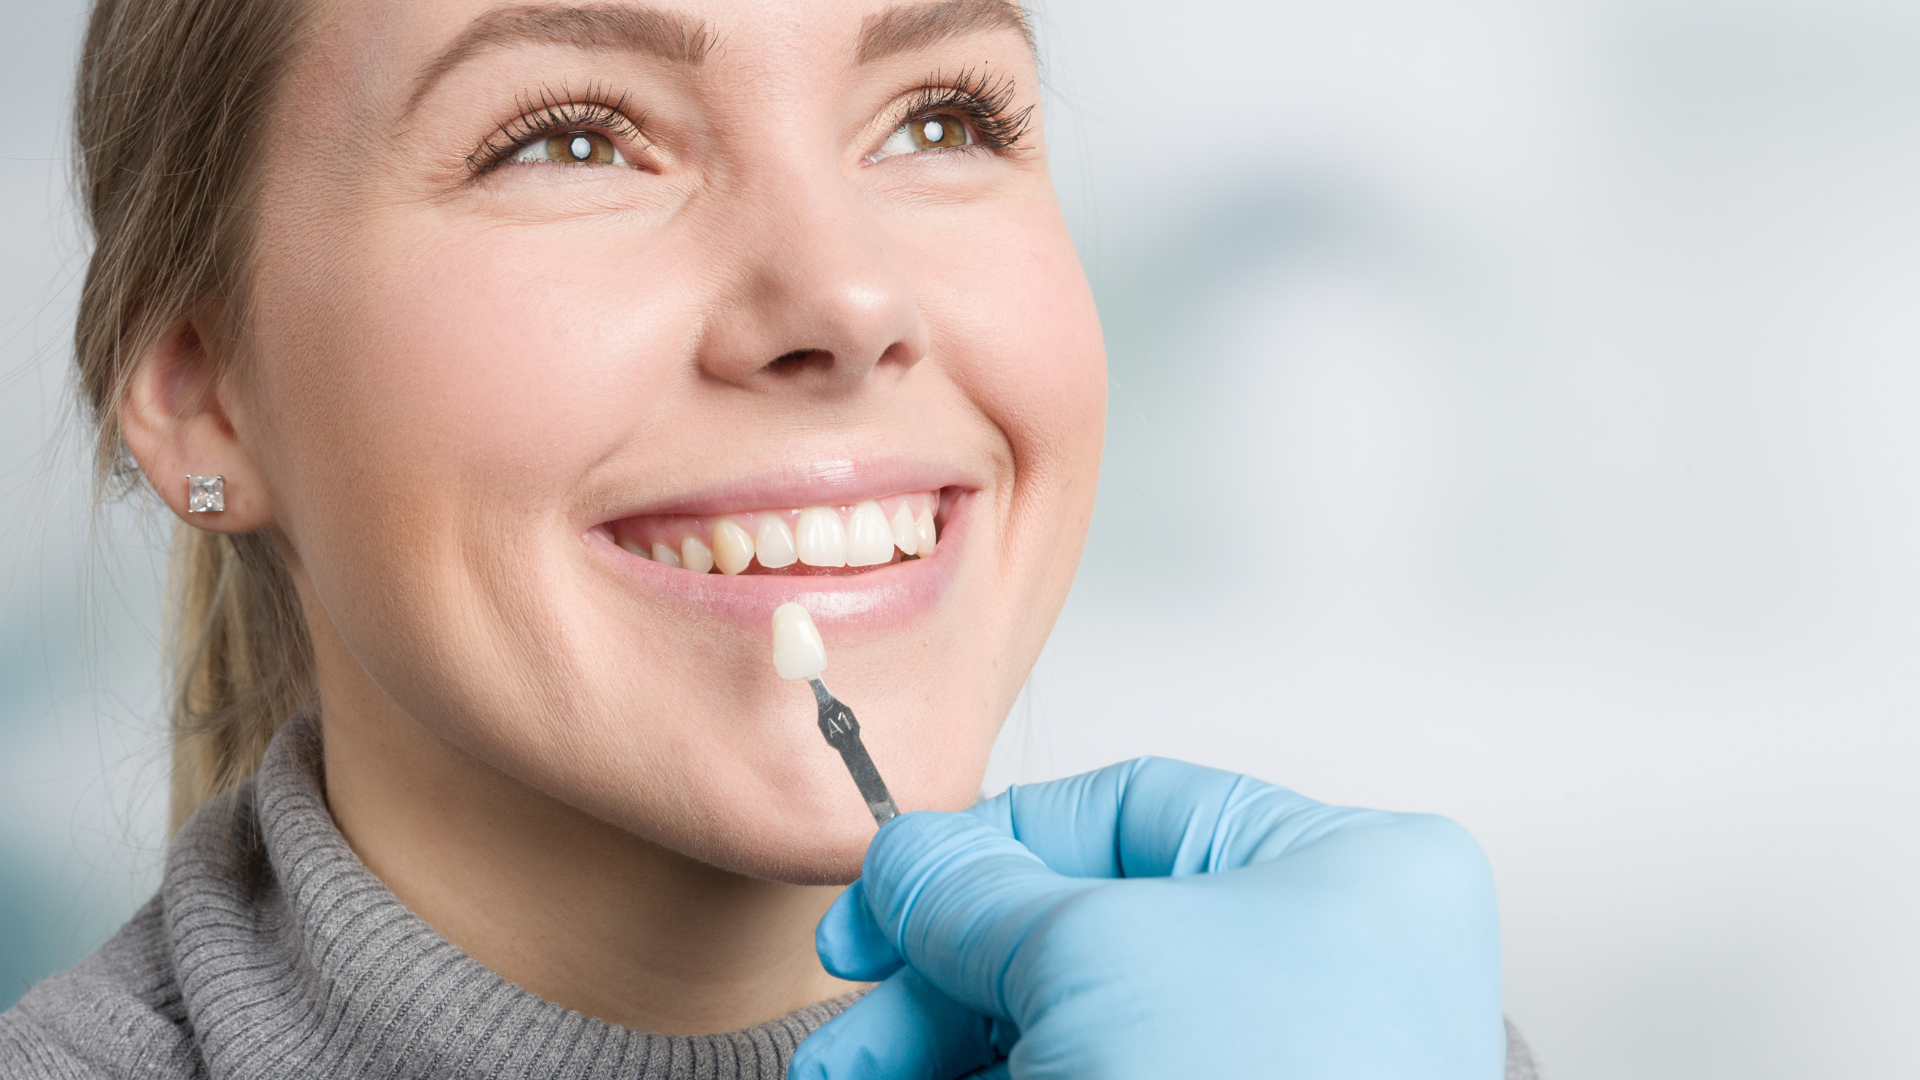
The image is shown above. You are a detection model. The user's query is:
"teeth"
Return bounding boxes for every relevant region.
[847,501,893,566]
[681,536,714,574]
[889,504,918,557]
[914,506,937,556]
[796,506,849,567]
[615,493,941,574]
[755,516,798,569]
[712,519,754,575]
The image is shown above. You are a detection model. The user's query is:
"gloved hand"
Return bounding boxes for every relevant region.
[788,757,1503,1080]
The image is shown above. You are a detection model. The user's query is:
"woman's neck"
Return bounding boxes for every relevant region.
[316,662,861,1035]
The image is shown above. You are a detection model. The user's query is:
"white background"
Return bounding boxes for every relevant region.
[6,1,1919,1076]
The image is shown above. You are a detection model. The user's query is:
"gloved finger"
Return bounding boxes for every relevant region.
[816,880,903,982]
[958,1063,1010,1080]
[787,968,1004,1080]
[969,757,1397,877]
[964,759,1237,877]
[860,810,1090,1020]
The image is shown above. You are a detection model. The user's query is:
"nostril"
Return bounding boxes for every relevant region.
[765,349,833,375]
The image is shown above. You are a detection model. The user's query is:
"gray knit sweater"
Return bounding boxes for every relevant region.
[0,716,1543,1078]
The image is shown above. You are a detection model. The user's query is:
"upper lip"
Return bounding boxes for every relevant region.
[592,458,974,523]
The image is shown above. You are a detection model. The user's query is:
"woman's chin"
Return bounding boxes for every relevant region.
[670,805,878,886]
[631,752,984,887]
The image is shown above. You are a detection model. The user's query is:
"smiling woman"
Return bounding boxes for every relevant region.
[0,0,1517,1076]
[16,0,1098,1066]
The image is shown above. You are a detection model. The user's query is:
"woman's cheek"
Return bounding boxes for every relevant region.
[929,210,1106,468]
[328,229,691,480]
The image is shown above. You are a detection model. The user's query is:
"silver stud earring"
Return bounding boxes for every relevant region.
[186,475,225,514]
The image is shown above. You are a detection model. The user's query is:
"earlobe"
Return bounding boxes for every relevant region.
[119,316,275,534]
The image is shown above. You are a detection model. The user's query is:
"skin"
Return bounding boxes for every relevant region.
[120,0,1104,1037]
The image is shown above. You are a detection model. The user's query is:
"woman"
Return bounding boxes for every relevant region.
[1,0,1520,1076]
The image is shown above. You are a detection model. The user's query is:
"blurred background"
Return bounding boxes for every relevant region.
[5,0,1918,1075]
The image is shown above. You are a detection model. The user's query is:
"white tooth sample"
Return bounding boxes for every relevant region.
[846,501,893,566]
[914,506,937,555]
[755,516,798,569]
[770,602,828,680]
[795,506,849,567]
[681,536,714,574]
[712,519,755,575]
[889,503,918,556]
[617,536,650,559]
[650,542,683,569]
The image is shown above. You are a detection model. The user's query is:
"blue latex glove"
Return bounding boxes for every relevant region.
[788,757,1503,1080]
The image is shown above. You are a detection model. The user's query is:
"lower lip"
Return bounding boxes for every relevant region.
[588,490,971,633]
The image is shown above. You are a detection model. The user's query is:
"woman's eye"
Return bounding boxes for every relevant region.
[872,114,973,161]
[511,129,627,166]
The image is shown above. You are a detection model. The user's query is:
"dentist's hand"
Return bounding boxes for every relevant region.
[789,758,1503,1080]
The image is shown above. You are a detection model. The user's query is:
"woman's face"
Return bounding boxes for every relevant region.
[227,0,1103,881]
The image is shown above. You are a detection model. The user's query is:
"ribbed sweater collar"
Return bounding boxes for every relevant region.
[162,715,854,1079]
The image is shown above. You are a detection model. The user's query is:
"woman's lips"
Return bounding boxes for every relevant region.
[589,486,969,631]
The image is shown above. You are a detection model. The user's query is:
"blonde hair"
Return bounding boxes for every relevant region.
[74,0,315,831]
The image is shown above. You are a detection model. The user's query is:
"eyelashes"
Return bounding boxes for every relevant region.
[889,68,1035,155]
[468,84,647,175]
[466,70,1033,178]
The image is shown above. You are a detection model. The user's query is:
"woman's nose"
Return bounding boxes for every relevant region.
[694,170,929,394]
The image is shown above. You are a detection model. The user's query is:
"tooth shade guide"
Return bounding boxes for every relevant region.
[770,603,903,828]
[608,491,943,573]
[771,602,828,680]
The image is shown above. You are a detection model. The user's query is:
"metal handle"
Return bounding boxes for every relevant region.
[809,678,901,826]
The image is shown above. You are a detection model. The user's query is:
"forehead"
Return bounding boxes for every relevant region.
[316,0,1031,116]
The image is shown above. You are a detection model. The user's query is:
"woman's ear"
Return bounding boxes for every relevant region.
[119,317,275,534]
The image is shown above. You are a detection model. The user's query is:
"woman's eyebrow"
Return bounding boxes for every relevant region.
[857,0,1032,64]
[404,4,714,117]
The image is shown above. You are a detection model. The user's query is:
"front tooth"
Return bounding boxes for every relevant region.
[650,542,683,568]
[914,506,937,555]
[889,504,918,556]
[755,516,798,569]
[618,536,650,559]
[681,536,714,574]
[795,506,849,567]
[847,501,893,566]
[712,519,754,575]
